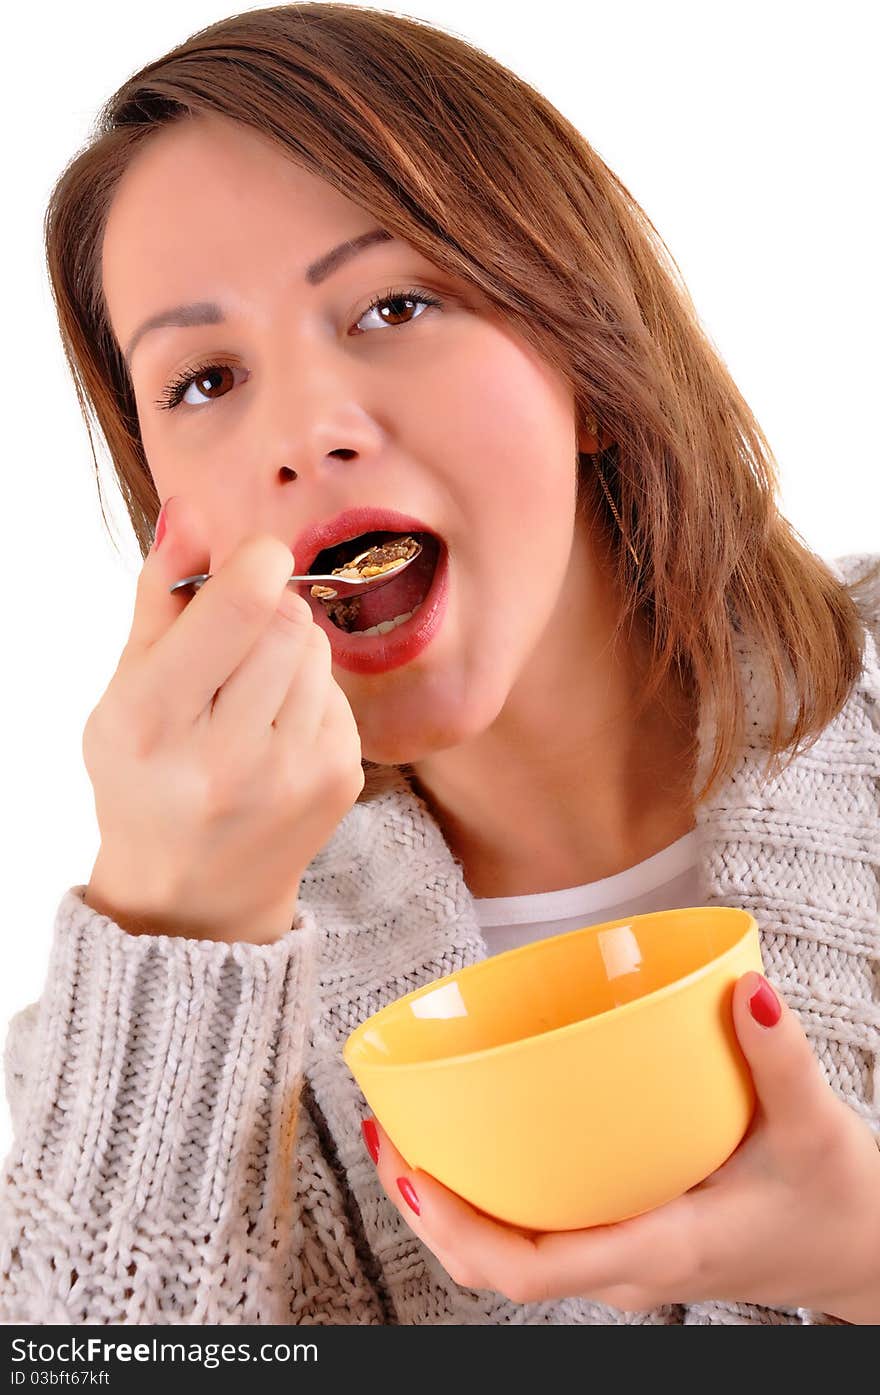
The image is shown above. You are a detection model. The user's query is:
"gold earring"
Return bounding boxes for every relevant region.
[580,414,642,568]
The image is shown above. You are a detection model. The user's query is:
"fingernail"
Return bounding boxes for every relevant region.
[749,976,781,1028]
[361,1117,380,1166]
[151,496,177,553]
[396,1176,420,1215]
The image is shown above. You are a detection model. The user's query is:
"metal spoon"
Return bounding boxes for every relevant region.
[169,540,423,601]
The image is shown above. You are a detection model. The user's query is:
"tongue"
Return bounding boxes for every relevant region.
[351,536,439,629]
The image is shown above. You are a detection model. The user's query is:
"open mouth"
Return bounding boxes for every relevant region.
[308,530,442,634]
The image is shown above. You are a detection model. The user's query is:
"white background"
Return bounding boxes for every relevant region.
[2,0,877,1158]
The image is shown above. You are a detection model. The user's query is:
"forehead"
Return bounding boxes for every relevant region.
[101,114,378,326]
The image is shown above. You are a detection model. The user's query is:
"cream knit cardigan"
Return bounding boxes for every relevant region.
[1,553,877,1326]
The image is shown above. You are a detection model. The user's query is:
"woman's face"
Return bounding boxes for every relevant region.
[101,113,602,765]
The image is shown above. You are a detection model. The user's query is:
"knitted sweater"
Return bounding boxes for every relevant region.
[1,552,878,1326]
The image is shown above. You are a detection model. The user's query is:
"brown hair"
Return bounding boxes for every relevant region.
[44,2,878,806]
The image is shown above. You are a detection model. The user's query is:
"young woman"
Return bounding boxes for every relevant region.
[1,4,878,1325]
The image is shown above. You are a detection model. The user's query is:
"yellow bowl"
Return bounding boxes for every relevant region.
[344,906,764,1231]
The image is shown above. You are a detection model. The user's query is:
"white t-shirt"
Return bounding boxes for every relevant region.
[473,829,702,956]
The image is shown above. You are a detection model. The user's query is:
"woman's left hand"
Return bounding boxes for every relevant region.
[362,972,880,1322]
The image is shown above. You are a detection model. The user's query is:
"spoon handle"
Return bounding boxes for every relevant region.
[169,562,412,600]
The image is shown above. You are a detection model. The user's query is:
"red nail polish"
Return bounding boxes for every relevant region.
[361,1117,380,1165]
[397,1176,420,1215]
[151,499,171,552]
[749,976,781,1027]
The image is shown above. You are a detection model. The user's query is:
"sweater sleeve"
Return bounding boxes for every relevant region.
[0,884,318,1324]
[831,551,880,648]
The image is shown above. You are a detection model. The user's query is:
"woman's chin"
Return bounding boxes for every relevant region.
[356,683,508,768]
[359,726,462,767]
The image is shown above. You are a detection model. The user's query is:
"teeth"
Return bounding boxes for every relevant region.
[351,600,422,638]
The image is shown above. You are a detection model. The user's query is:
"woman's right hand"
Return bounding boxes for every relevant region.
[82,496,365,943]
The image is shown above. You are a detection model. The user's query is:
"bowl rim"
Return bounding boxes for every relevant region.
[343,905,759,1073]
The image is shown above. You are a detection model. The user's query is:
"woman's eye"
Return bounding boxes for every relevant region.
[154,362,246,412]
[355,287,441,333]
[154,286,443,412]
[156,359,241,407]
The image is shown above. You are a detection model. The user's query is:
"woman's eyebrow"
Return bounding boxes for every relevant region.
[122,226,395,369]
